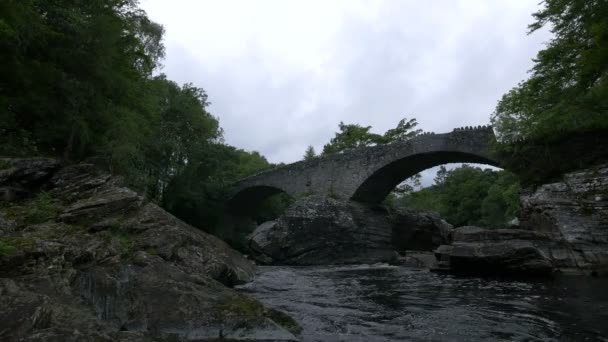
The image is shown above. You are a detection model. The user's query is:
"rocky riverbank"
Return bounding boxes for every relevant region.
[0,158,300,341]
[435,164,608,276]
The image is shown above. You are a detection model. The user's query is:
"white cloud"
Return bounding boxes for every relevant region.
[141,0,550,172]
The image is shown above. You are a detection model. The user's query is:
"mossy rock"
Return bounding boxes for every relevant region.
[0,159,12,170]
[264,308,302,335]
[213,295,301,336]
[213,294,266,324]
[2,192,64,225]
[0,240,17,257]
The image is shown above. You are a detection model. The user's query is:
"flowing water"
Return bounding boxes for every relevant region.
[237,264,608,341]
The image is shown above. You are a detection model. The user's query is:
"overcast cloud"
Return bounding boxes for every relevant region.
[141,0,550,183]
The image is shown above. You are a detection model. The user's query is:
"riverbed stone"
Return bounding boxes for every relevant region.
[391,207,453,252]
[247,195,395,265]
[392,251,438,268]
[434,227,555,276]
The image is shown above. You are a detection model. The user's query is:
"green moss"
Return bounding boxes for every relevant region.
[0,236,36,256]
[212,295,301,335]
[0,159,11,170]
[0,240,17,257]
[144,247,158,256]
[3,192,63,225]
[213,295,266,324]
[23,192,63,224]
[264,308,302,335]
[117,234,134,257]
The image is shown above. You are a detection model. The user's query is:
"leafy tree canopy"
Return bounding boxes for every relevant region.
[0,0,281,248]
[322,118,423,155]
[394,165,521,228]
[491,0,608,142]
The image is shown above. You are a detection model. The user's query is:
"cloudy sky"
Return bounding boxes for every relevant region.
[141,0,550,171]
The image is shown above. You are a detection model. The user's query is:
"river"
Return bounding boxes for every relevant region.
[237,264,608,341]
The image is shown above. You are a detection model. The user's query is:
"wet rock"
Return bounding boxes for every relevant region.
[391,207,453,252]
[0,158,61,192]
[0,158,298,341]
[126,203,255,286]
[0,186,29,201]
[0,212,17,234]
[48,164,115,202]
[434,227,555,276]
[59,187,143,224]
[519,164,608,274]
[392,251,438,269]
[453,226,550,242]
[247,195,394,265]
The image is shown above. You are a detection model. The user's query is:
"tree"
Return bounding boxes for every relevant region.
[395,165,521,228]
[434,165,448,185]
[0,0,166,162]
[322,122,384,155]
[491,0,608,142]
[383,118,423,142]
[322,117,422,155]
[0,0,284,250]
[303,145,316,160]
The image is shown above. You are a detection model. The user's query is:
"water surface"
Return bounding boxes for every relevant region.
[238,265,608,341]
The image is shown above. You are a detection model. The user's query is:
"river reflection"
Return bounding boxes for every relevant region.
[237,264,608,341]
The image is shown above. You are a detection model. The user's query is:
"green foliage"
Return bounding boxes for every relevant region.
[116,233,135,257]
[0,236,36,255]
[0,0,166,160]
[494,130,608,185]
[160,143,276,238]
[0,0,280,248]
[322,117,423,155]
[9,192,64,225]
[303,145,316,160]
[491,0,608,155]
[396,165,521,228]
[0,240,17,257]
[383,118,424,142]
[322,122,382,155]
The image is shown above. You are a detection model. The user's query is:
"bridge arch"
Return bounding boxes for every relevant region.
[227,185,289,215]
[350,151,501,203]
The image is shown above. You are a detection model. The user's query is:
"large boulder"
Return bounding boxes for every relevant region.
[434,227,555,276]
[0,158,299,341]
[247,196,395,265]
[391,207,453,252]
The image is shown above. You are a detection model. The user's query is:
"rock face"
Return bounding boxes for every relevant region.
[435,164,608,276]
[0,158,298,341]
[434,227,555,276]
[519,164,608,273]
[247,196,395,265]
[0,157,61,201]
[391,208,453,252]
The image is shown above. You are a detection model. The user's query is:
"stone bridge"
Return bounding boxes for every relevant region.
[229,126,499,210]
